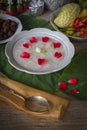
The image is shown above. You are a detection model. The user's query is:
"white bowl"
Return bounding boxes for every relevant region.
[0,14,23,44]
[5,28,75,75]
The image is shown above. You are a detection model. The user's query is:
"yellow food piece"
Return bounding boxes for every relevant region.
[72,32,80,37]
[65,28,74,35]
[66,30,74,35]
[79,8,87,18]
[54,3,81,28]
[67,21,73,27]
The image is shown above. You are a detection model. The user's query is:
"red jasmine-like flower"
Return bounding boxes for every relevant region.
[68,78,78,85]
[23,43,30,48]
[58,82,67,91]
[20,52,30,58]
[23,4,29,11]
[38,58,46,65]
[6,10,14,16]
[30,37,37,43]
[54,52,62,58]
[42,36,49,42]
[71,89,79,95]
[53,42,62,48]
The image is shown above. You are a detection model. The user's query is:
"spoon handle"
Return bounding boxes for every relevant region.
[0,76,45,98]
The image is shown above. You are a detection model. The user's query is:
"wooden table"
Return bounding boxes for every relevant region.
[0,99,87,130]
[0,11,87,130]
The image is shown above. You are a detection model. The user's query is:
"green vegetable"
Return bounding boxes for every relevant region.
[61,27,75,35]
[79,0,87,9]
[54,3,81,28]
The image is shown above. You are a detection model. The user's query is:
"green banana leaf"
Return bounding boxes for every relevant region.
[17,15,54,30]
[0,15,87,100]
[79,0,87,9]
[56,50,87,100]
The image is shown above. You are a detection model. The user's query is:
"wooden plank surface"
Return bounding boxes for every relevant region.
[0,100,87,130]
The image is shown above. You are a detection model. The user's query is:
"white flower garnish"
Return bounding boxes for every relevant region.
[36,47,47,53]
[36,47,41,53]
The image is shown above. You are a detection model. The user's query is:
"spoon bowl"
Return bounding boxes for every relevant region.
[25,96,52,112]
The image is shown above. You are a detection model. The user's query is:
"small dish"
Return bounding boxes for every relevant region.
[5,28,75,75]
[0,14,23,44]
[50,8,87,42]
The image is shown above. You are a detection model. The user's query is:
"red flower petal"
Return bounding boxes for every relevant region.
[42,36,49,42]
[71,89,79,95]
[30,37,37,43]
[38,58,46,65]
[20,52,30,58]
[68,78,78,85]
[53,42,62,48]
[54,52,62,58]
[58,82,67,91]
[23,43,30,48]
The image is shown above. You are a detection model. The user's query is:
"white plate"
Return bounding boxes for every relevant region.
[0,14,23,44]
[50,8,87,42]
[5,28,75,75]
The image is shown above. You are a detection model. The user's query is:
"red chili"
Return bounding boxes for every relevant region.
[73,17,81,28]
[81,18,87,26]
[76,26,86,33]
